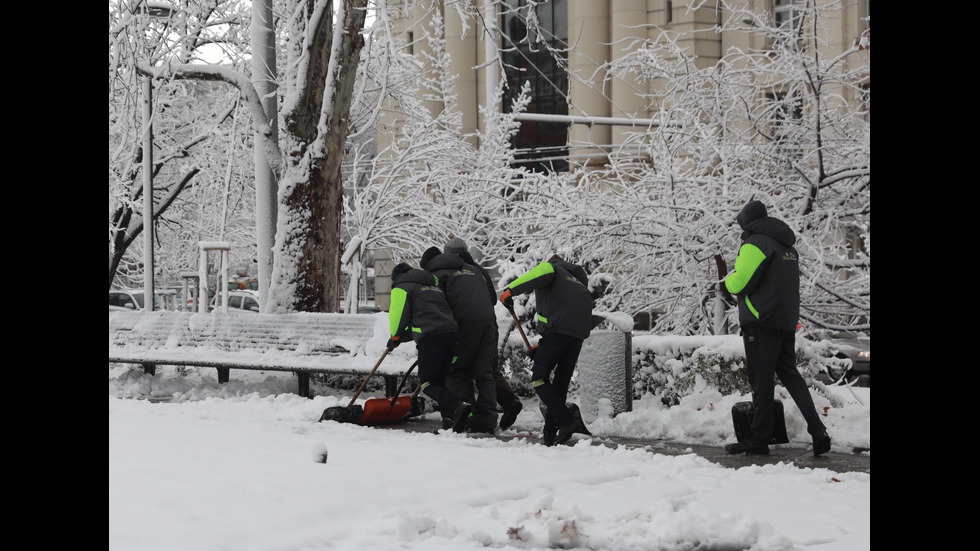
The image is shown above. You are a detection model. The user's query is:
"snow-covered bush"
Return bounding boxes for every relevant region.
[631,335,849,405]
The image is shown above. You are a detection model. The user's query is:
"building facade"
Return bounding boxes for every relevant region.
[380,0,870,172]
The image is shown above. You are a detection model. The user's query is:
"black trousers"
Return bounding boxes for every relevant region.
[445,322,498,429]
[743,326,826,444]
[417,331,462,417]
[530,332,583,427]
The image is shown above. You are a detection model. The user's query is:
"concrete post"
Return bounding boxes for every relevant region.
[576,329,633,423]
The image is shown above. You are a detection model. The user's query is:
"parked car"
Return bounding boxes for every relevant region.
[109,289,162,311]
[815,330,870,386]
[342,305,383,314]
[210,290,260,313]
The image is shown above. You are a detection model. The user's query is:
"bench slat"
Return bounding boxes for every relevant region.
[109,310,412,397]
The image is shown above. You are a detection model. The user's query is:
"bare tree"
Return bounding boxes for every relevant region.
[109,0,372,314]
[108,1,252,291]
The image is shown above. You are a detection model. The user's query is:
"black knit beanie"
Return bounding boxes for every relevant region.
[420,247,441,270]
[391,262,412,281]
[737,200,767,229]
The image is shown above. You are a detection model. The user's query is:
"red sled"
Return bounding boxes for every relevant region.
[731,400,790,444]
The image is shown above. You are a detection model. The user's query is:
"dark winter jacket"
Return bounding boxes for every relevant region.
[389,267,458,342]
[426,252,496,326]
[507,258,594,340]
[724,216,800,331]
[458,251,497,307]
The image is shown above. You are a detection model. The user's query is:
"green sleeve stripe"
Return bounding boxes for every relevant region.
[725,243,765,294]
[509,261,554,289]
[389,287,408,336]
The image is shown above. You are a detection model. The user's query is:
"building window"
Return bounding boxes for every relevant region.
[501,0,569,173]
[773,0,803,30]
[773,0,805,44]
[666,1,672,25]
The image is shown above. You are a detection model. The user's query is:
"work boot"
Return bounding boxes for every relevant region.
[441,417,453,430]
[540,403,558,446]
[556,403,591,445]
[467,421,496,435]
[812,431,831,457]
[724,441,770,455]
[500,401,523,429]
[452,402,474,433]
[542,417,558,446]
[410,396,426,418]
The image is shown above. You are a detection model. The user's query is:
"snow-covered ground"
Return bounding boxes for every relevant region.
[109,363,870,551]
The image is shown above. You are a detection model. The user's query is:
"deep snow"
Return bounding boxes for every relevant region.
[109,340,869,551]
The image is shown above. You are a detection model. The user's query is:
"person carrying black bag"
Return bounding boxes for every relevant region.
[723,200,831,457]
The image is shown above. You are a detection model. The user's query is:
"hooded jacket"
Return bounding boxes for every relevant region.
[458,250,496,307]
[426,252,496,326]
[507,258,594,340]
[724,216,800,331]
[389,267,458,342]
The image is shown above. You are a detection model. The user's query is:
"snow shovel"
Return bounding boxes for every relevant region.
[357,360,421,425]
[507,306,533,351]
[319,348,391,423]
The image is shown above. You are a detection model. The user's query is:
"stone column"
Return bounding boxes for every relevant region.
[567,0,610,169]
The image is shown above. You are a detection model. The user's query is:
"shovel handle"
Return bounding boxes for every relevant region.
[388,360,419,405]
[347,347,390,408]
[508,307,533,351]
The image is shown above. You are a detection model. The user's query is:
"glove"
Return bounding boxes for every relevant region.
[499,289,514,310]
[386,336,400,350]
[526,344,539,360]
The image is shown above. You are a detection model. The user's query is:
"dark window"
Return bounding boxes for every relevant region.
[501,0,569,173]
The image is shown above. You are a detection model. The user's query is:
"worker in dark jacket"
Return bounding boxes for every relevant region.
[723,200,831,457]
[422,246,498,433]
[387,262,471,432]
[499,254,594,446]
[445,237,524,430]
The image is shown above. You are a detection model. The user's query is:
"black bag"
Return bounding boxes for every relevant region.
[732,400,789,444]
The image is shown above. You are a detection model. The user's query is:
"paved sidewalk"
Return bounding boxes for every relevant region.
[375,416,870,475]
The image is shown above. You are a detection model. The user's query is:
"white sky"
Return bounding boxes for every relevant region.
[109,315,870,551]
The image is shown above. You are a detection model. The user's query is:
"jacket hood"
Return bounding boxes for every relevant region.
[394,268,438,287]
[426,252,464,272]
[552,258,589,286]
[742,217,796,247]
[458,250,477,265]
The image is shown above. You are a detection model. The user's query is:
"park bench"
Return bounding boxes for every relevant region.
[108,310,412,398]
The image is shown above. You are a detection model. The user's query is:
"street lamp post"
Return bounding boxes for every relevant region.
[139,1,173,312]
[143,75,155,311]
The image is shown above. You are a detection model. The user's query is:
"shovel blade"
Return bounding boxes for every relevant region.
[319,404,363,423]
[356,396,415,425]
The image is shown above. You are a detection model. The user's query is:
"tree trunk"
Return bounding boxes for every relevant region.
[276,0,367,313]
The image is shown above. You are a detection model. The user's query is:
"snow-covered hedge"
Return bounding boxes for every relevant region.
[499,332,849,405]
